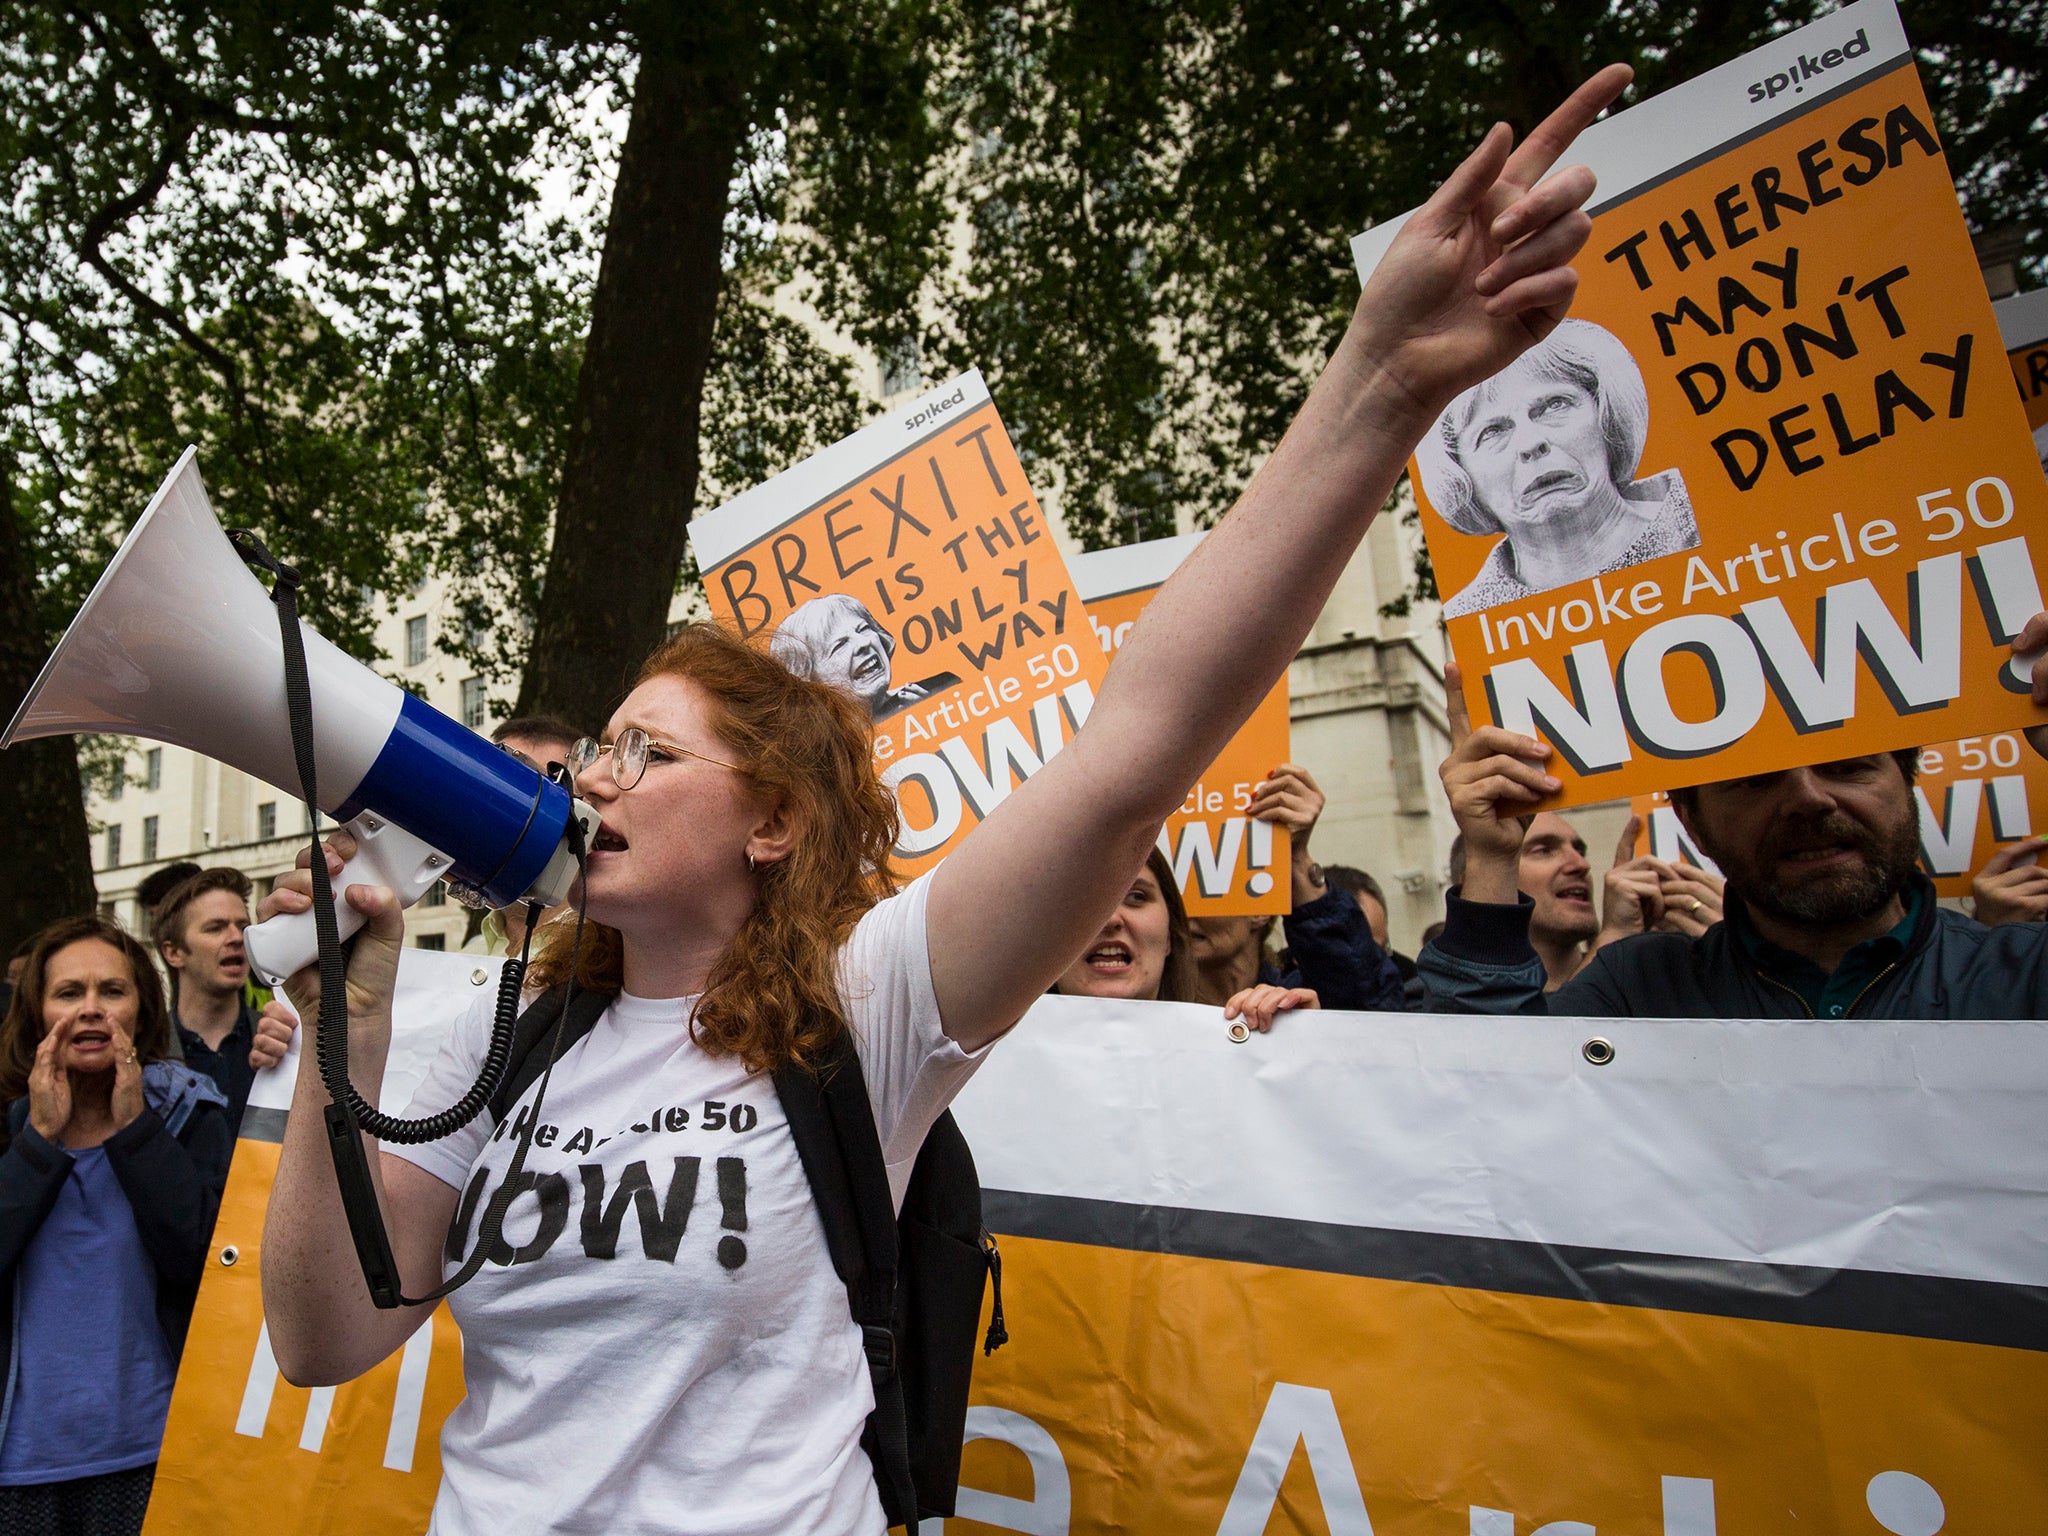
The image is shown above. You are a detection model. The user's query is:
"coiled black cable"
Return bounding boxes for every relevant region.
[311,806,582,1144]
[315,930,521,1144]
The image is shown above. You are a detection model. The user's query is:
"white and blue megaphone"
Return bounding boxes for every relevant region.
[3,448,598,984]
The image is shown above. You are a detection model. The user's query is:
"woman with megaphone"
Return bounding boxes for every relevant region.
[257,65,1631,1536]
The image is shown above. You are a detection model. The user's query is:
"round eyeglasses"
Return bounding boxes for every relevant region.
[567,729,744,791]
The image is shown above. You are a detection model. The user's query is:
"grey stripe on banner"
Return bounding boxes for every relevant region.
[981,1189,2048,1354]
[238,1105,288,1145]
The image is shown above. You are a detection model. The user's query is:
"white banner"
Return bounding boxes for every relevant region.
[150,984,2048,1534]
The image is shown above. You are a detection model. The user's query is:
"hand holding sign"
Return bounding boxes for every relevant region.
[2017,611,2048,762]
[1598,815,1727,948]
[1247,764,1326,909]
[1438,661,1556,906]
[1222,983,1319,1034]
[1597,816,1667,943]
[1654,862,1725,936]
[1345,66,1631,427]
[1971,837,2048,925]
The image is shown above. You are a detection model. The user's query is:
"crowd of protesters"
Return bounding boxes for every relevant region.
[5,623,2045,1534]
[1,81,2044,1520]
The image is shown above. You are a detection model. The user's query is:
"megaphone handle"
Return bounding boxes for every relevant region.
[244,813,455,985]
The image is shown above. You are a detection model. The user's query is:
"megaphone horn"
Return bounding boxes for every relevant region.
[4,447,597,982]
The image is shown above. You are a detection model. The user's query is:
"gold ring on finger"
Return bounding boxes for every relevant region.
[1689,898,1702,914]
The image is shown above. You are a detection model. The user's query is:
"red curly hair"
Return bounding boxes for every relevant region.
[527,622,900,1072]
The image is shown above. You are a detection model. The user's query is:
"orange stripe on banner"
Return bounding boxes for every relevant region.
[954,1233,2048,1536]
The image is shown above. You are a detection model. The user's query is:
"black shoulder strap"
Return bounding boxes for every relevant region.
[489,985,615,1123]
[772,1027,918,1524]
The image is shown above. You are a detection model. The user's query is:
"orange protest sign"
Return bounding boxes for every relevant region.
[958,1235,2045,1536]
[141,996,2048,1534]
[1997,287,2048,472]
[1911,731,2048,895]
[1073,536,1291,915]
[1354,0,2048,810]
[690,371,1105,877]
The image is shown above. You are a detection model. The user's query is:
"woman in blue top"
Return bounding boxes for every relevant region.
[0,916,232,1535]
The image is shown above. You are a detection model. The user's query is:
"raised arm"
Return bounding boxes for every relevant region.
[927,67,1633,1049]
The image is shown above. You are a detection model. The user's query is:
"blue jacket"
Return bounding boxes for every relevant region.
[1418,874,2048,1018]
[1269,885,1411,1012]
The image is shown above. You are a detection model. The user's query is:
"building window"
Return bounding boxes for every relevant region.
[106,757,123,800]
[145,748,162,791]
[257,802,277,841]
[414,933,446,951]
[420,882,447,908]
[105,824,121,866]
[880,335,922,397]
[405,614,429,667]
[460,676,487,729]
[141,816,159,863]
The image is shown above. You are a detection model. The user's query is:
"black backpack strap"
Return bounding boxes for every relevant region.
[488,984,615,1124]
[773,1027,918,1525]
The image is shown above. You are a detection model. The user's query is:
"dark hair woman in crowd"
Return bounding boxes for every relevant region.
[1054,848,1316,1029]
[1053,848,1201,1002]
[256,66,1629,1536]
[0,916,230,1533]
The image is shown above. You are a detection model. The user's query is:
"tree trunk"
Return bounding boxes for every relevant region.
[516,22,755,727]
[0,467,98,956]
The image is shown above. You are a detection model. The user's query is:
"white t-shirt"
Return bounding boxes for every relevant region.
[386,872,991,1536]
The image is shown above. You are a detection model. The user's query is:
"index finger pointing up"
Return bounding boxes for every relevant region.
[1504,64,1634,188]
[1445,661,1474,745]
[1502,64,1633,193]
[1614,814,1642,869]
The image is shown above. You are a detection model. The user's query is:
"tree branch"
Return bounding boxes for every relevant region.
[71,118,261,432]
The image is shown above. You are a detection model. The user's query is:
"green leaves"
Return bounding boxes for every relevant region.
[0,1,598,668]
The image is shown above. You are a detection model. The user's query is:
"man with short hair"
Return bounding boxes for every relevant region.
[1421,625,2048,1018]
[1443,817,1599,991]
[136,860,203,940]
[1515,814,1599,990]
[155,868,294,1131]
[492,715,583,778]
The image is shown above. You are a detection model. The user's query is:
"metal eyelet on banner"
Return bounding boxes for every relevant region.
[1582,1037,1616,1066]
[1227,1022,1251,1043]
[219,1245,240,1266]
